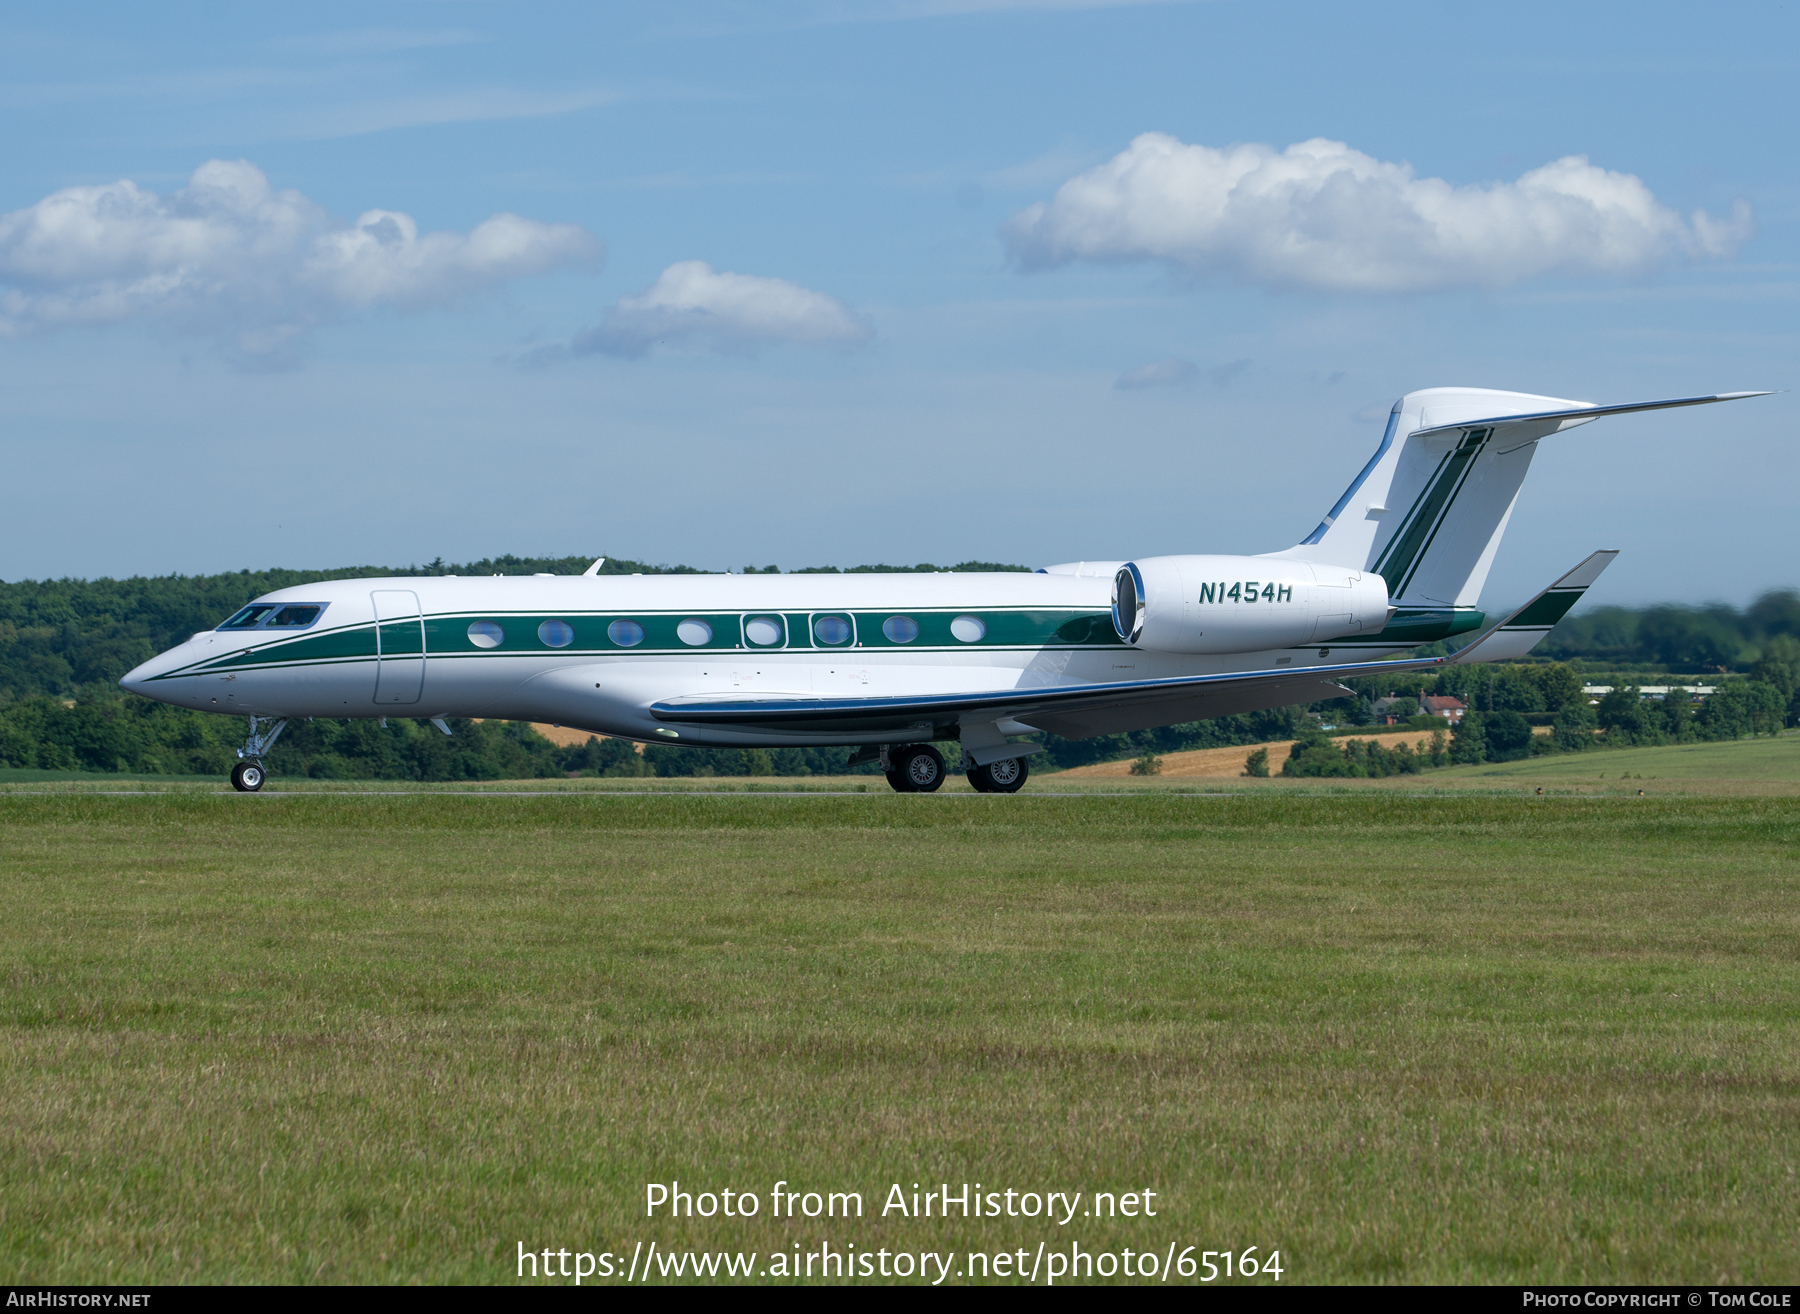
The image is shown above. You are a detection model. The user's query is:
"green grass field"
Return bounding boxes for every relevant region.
[1401,734,1800,794]
[3,789,1797,1286]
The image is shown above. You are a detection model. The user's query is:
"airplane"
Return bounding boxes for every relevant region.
[120,386,1771,794]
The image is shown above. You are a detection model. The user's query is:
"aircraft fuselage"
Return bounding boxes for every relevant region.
[121,571,1458,749]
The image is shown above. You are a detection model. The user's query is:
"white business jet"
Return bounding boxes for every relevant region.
[121,386,1769,793]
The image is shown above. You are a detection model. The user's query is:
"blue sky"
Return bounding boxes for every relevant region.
[1,0,1793,608]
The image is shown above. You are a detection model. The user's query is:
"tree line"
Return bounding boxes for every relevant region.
[1272,654,1795,779]
[1537,590,1800,671]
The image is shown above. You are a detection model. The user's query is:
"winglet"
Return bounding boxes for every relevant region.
[582,558,606,577]
[1452,550,1620,664]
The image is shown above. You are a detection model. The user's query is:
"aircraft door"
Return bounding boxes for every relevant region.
[371,589,425,705]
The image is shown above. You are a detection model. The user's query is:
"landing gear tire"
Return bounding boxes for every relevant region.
[968,756,1029,794]
[230,761,266,793]
[887,743,946,793]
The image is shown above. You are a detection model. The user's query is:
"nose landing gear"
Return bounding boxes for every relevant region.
[230,716,288,792]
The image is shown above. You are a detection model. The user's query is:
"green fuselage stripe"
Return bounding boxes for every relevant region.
[153,607,1126,679]
[1373,430,1490,599]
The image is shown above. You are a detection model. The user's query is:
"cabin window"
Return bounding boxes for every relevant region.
[218,605,278,630]
[267,604,324,629]
[538,619,575,648]
[677,618,714,646]
[607,619,645,647]
[467,621,505,649]
[882,615,919,644]
[744,616,784,647]
[813,614,853,646]
[951,614,986,643]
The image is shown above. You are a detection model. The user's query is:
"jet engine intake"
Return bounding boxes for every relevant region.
[1112,555,1388,655]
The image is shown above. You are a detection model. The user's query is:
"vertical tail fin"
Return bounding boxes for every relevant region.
[1269,387,1767,607]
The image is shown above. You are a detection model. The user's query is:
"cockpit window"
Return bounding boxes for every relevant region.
[219,605,279,630]
[217,603,327,631]
[268,605,324,628]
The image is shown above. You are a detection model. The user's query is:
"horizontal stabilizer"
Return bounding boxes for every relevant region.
[1451,551,1619,664]
[1411,392,1773,441]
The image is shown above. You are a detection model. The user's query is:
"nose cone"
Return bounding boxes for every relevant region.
[120,647,186,703]
[120,657,158,698]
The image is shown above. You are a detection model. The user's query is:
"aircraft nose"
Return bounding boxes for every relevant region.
[119,658,155,696]
[120,648,182,701]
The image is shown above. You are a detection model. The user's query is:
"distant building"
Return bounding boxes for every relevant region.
[1373,692,1466,724]
[1581,684,1716,704]
[1420,694,1467,724]
[1370,695,1410,723]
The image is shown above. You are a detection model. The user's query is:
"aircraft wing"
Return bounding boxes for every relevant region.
[648,551,1616,740]
[650,655,1443,740]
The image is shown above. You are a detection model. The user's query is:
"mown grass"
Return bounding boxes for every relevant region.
[1401,734,1800,792]
[1,794,1797,1285]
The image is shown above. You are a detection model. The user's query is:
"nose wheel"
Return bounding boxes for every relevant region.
[229,716,287,792]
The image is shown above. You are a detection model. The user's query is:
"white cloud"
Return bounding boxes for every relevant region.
[1003,134,1754,292]
[0,160,600,360]
[574,260,871,357]
[1115,357,1194,389]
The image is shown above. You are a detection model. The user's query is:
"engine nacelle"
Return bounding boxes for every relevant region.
[1112,556,1390,655]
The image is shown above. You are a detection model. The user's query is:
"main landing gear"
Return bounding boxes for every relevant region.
[230,716,289,792]
[967,755,1029,794]
[883,743,946,793]
[876,744,1029,793]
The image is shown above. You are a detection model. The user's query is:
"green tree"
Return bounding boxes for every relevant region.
[1530,663,1586,712]
[1752,634,1800,701]
[1282,729,1361,777]
[562,736,647,777]
[1449,712,1486,765]
[1656,687,1695,741]
[1484,710,1534,762]
[1694,681,1787,740]
[1489,668,1546,713]
[1242,747,1270,777]
[1552,701,1598,752]
[1596,686,1659,745]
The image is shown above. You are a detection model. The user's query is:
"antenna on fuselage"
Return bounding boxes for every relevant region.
[582,558,606,577]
